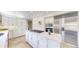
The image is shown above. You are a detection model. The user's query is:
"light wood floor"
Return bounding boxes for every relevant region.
[9,36,32,48]
[60,42,76,48]
[8,36,76,48]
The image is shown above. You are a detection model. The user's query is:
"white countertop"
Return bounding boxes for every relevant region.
[40,32,62,43]
[26,30,62,43]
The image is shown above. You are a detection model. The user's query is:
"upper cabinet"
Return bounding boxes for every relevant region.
[44,16,54,27]
[45,16,54,24]
[44,16,54,32]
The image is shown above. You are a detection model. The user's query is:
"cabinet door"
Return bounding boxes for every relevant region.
[0,36,5,48]
[38,36,47,48]
[0,33,8,48]
[28,32,34,45]
[25,32,29,42]
[48,39,60,48]
[32,33,38,48]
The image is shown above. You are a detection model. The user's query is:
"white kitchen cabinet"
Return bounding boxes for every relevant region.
[45,16,54,24]
[26,32,38,48]
[32,32,38,48]
[26,31,62,48]
[48,39,60,48]
[25,31,29,42]
[28,32,34,46]
[38,36,48,48]
[0,31,8,48]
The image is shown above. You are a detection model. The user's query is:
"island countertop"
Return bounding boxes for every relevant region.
[26,30,62,43]
[39,32,62,43]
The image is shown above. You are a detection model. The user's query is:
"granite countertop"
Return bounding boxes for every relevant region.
[40,32,62,42]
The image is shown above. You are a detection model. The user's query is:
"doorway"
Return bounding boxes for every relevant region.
[27,20,32,30]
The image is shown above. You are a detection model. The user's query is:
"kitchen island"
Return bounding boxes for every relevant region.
[25,30,62,48]
[0,30,8,48]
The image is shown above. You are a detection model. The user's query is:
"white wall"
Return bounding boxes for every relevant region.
[32,17,45,31]
[2,15,28,39]
[45,16,54,24]
[32,15,54,31]
[32,11,73,31]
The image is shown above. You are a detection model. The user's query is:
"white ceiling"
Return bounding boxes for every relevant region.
[1,11,58,19]
[12,11,59,19]
[1,11,70,19]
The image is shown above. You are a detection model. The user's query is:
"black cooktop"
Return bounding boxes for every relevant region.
[30,30,44,33]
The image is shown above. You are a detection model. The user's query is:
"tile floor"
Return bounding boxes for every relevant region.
[8,36,76,48]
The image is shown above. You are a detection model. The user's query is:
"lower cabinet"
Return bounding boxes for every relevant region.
[38,36,48,48]
[32,33,38,48]
[25,31,61,48]
[48,39,60,48]
[28,32,33,46]
[25,31,29,44]
[0,32,8,48]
